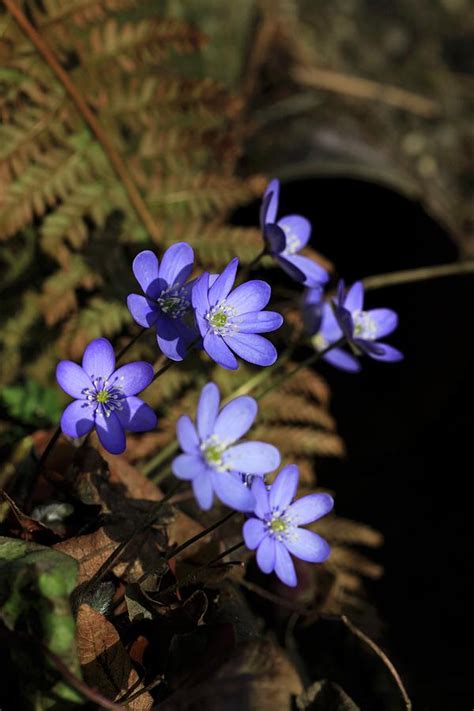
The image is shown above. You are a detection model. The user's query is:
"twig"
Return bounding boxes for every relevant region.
[3,0,161,242]
[293,65,440,118]
[363,260,474,292]
[340,615,412,711]
[115,328,148,364]
[35,426,61,474]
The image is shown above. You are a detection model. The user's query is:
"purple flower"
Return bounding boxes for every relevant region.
[127,243,197,361]
[192,257,283,370]
[56,338,157,454]
[334,280,403,363]
[172,382,281,511]
[302,286,360,372]
[243,465,333,587]
[260,178,329,287]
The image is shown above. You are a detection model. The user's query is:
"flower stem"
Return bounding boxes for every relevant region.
[115,327,148,364]
[151,359,175,383]
[238,248,267,282]
[35,426,62,474]
[166,509,237,562]
[363,260,474,292]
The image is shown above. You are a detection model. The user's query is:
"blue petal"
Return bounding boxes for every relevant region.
[156,313,192,361]
[158,242,194,287]
[60,400,95,438]
[288,493,334,526]
[234,311,283,334]
[208,258,238,306]
[213,396,257,444]
[172,453,208,480]
[323,348,360,373]
[204,332,238,370]
[285,528,331,563]
[277,214,311,248]
[82,338,115,380]
[127,294,159,328]
[176,415,199,453]
[56,361,91,399]
[344,281,364,311]
[226,280,271,313]
[368,308,399,338]
[223,333,277,367]
[320,302,343,342]
[191,272,210,315]
[243,518,267,550]
[279,254,329,287]
[264,223,286,253]
[256,535,275,574]
[192,471,214,510]
[111,361,154,396]
[95,409,126,455]
[251,476,270,518]
[132,250,163,299]
[274,541,297,587]
[365,341,404,363]
[261,179,280,225]
[116,396,157,432]
[197,382,220,440]
[211,471,255,512]
[223,441,280,474]
[269,464,299,512]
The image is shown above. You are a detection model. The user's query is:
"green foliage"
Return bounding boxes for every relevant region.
[1,379,63,427]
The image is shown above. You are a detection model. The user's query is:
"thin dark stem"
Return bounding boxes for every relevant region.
[363,260,474,292]
[115,327,147,363]
[238,248,267,282]
[166,509,237,561]
[151,359,175,382]
[239,578,313,615]
[35,426,61,474]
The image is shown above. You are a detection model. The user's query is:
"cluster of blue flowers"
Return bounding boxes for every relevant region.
[55,177,403,587]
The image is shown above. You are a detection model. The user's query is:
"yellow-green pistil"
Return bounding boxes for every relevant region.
[270,517,287,534]
[96,389,111,404]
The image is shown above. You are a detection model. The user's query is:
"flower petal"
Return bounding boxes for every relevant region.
[264,223,286,253]
[177,415,199,453]
[368,308,399,338]
[261,178,280,225]
[111,361,154,396]
[269,464,299,512]
[192,272,210,315]
[223,441,280,474]
[278,214,311,249]
[158,242,194,287]
[279,254,329,287]
[365,341,404,363]
[204,332,238,370]
[323,348,361,372]
[251,476,270,518]
[197,382,220,440]
[82,338,115,380]
[116,396,157,432]
[213,395,257,444]
[192,471,214,510]
[172,453,208,480]
[226,280,271,313]
[256,535,275,574]
[60,400,95,438]
[211,471,255,512]
[132,250,163,299]
[274,541,297,587]
[234,311,284,334]
[285,528,331,563]
[320,302,343,342]
[95,409,126,455]
[243,518,267,550]
[156,313,192,361]
[127,294,159,328]
[208,258,238,305]
[223,333,277,367]
[56,361,91,399]
[344,281,364,311]
[288,493,334,526]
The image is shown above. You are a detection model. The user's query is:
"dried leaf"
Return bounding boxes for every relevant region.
[296,680,360,710]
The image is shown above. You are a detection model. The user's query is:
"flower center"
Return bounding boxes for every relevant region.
[205,301,238,336]
[281,224,301,255]
[312,332,328,352]
[352,310,378,340]
[270,517,287,533]
[201,436,228,471]
[83,376,124,418]
[267,512,295,542]
[156,286,189,319]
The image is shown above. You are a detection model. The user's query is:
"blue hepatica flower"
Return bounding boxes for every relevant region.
[260,178,329,287]
[172,382,281,511]
[244,464,334,587]
[302,286,360,372]
[192,257,283,370]
[334,280,403,363]
[56,338,156,454]
[127,243,197,361]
